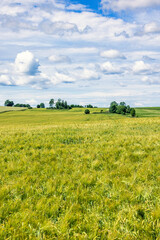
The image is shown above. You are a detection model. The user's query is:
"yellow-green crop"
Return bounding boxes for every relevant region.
[0,108,159,239]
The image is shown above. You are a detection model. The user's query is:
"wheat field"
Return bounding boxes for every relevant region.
[0,108,159,239]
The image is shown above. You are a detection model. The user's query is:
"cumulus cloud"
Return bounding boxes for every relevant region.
[144,22,160,34]
[101,62,122,74]
[101,0,160,11]
[15,51,40,75]
[0,75,13,86]
[80,68,100,80]
[100,49,126,59]
[48,55,71,63]
[132,61,151,73]
[52,72,75,84]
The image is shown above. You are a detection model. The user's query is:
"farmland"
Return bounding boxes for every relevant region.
[0,108,160,239]
[0,106,27,114]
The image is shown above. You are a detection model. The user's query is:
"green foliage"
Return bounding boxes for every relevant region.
[40,103,45,108]
[109,101,118,113]
[14,103,31,108]
[37,104,40,108]
[4,99,14,107]
[85,109,90,114]
[0,108,159,239]
[130,108,136,117]
[116,105,127,114]
[126,105,131,113]
[49,99,54,108]
[120,101,126,106]
[86,104,93,108]
[55,99,71,109]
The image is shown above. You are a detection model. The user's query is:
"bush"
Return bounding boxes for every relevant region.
[85,109,90,114]
[109,101,118,113]
[116,105,126,114]
[130,108,136,117]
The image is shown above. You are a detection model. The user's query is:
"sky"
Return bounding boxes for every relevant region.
[0,0,160,107]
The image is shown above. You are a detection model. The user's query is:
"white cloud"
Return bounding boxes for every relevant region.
[52,72,75,84]
[142,76,160,85]
[132,61,151,73]
[100,49,126,59]
[101,62,122,74]
[0,75,13,85]
[15,51,39,75]
[101,0,160,11]
[66,4,87,11]
[79,68,100,80]
[25,99,37,105]
[48,55,71,63]
[144,22,160,34]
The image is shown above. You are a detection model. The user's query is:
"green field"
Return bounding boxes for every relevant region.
[0,108,160,239]
[0,106,27,113]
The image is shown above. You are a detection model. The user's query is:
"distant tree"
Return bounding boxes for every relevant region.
[4,100,14,107]
[126,105,131,113]
[109,101,118,113]
[85,109,90,114]
[14,103,31,108]
[86,104,93,108]
[70,104,83,108]
[56,99,61,109]
[40,103,45,108]
[116,105,127,115]
[120,102,126,106]
[49,99,54,108]
[37,104,40,108]
[64,101,68,109]
[130,108,136,117]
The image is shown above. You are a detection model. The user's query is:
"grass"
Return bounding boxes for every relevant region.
[0,106,27,113]
[0,107,160,239]
[136,107,160,117]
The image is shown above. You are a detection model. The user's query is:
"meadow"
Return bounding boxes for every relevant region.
[0,107,159,239]
[0,106,27,114]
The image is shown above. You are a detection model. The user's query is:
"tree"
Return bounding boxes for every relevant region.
[40,103,45,108]
[126,105,131,113]
[64,101,68,109]
[116,105,127,114]
[4,100,14,107]
[86,104,93,108]
[109,101,118,113]
[130,108,136,117]
[37,104,40,108]
[85,109,90,114]
[120,102,126,106]
[49,99,54,108]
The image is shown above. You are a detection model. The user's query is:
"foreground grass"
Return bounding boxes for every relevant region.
[0,109,160,239]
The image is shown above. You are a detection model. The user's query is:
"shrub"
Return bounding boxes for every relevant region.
[130,108,136,117]
[116,105,126,114]
[109,101,118,113]
[85,109,90,114]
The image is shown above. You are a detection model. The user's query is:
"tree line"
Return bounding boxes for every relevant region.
[4,99,136,117]
[4,100,32,108]
[109,101,136,117]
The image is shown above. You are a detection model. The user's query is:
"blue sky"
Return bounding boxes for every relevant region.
[0,0,160,107]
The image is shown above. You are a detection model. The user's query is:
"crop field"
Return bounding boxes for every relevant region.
[0,108,160,239]
[0,106,27,113]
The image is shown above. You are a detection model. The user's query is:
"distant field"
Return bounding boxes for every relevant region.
[0,106,27,113]
[135,107,160,117]
[0,108,159,239]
